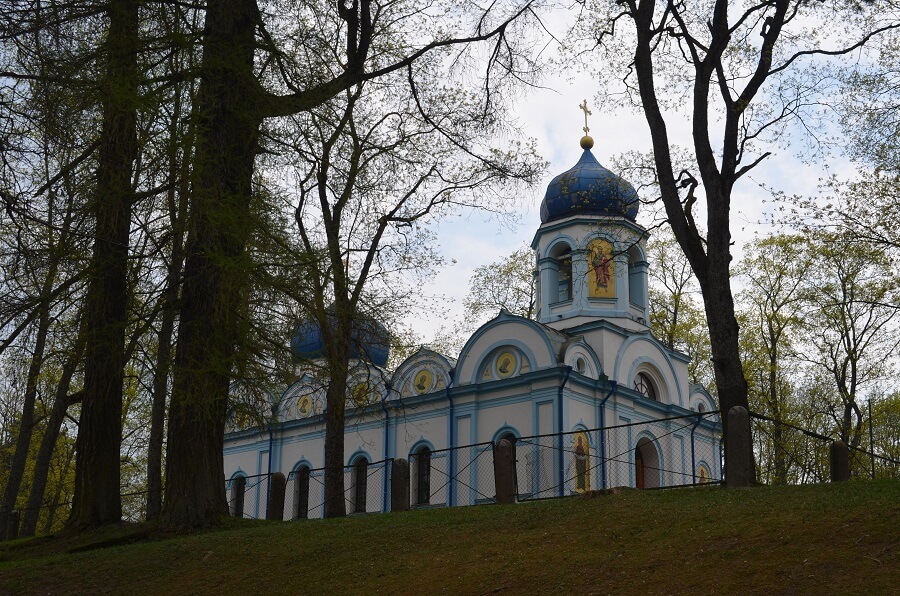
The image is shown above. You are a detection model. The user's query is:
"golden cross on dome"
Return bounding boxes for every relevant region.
[579,99,592,135]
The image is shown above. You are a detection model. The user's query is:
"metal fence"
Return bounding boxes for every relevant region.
[226,472,271,520]
[750,411,900,484]
[409,442,496,508]
[514,412,722,500]
[283,458,392,520]
[224,413,725,521]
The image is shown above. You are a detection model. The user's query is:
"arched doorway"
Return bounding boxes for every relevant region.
[352,457,369,513]
[293,466,310,519]
[414,445,431,506]
[497,431,519,497]
[634,438,661,489]
[230,475,247,517]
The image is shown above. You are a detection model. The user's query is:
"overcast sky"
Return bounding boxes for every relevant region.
[405,11,862,343]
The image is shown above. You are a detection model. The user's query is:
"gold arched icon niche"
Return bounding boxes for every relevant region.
[588,239,616,299]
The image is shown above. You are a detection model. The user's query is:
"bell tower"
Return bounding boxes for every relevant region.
[531,101,649,332]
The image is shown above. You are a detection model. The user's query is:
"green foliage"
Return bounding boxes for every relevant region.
[647,229,713,389]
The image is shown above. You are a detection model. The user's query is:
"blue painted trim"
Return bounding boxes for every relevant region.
[491,425,521,443]
[598,381,617,489]
[456,313,560,383]
[557,366,572,497]
[469,340,539,386]
[447,368,456,506]
[347,449,373,466]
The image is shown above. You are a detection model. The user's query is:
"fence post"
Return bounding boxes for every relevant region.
[494,439,516,504]
[267,472,286,520]
[830,441,850,482]
[726,406,752,488]
[391,458,410,512]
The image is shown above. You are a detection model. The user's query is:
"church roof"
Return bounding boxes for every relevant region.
[539,146,639,223]
[290,311,390,367]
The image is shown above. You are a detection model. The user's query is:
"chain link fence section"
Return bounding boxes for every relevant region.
[749,411,900,483]
[515,412,723,501]
[749,412,831,484]
[410,442,496,508]
[226,472,271,519]
[283,458,392,520]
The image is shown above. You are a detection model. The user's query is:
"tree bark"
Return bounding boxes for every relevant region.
[146,39,192,521]
[68,0,139,529]
[20,331,85,537]
[629,0,750,469]
[0,300,51,538]
[160,0,260,528]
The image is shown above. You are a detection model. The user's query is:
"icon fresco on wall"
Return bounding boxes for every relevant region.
[351,382,370,407]
[697,465,710,484]
[588,238,615,298]
[296,394,313,418]
[496,351,516,378]
[414,369,433,394]
[573,431,591,492]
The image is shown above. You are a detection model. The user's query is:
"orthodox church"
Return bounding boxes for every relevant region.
[223,115,721,519]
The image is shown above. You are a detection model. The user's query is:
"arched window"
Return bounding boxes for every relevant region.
[414,446,432,506]
[697,402,706,414]
[230,475,246,518]
[292,466,311,520]
[628,245,647,310]
[634,372,658,401]
[353,458,369,513]
[550,244,573,303]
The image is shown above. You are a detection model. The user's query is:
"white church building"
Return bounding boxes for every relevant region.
[223,129,722,519]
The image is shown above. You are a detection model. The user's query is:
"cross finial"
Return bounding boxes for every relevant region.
[579,99,592,135]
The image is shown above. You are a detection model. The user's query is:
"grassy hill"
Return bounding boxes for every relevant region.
[0,480,897,595]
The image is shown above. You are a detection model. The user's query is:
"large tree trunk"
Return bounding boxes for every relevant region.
[322,318,352,518]
[68,0,139,529]
[630,0,751,479]
[21,331,85,537]
[160,0,260,529]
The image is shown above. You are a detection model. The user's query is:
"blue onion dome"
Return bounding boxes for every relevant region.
[540,138,639,223]
[291,311,390,367]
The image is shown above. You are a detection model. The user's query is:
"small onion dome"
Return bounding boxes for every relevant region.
[540,145,639,223]
[290,312,390,367]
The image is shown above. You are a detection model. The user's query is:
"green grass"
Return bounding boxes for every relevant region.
[0,481,897,595]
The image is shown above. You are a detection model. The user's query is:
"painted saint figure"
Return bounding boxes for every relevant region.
[574,432,590,492]
[588,239,616,298]
[592,246,612,287]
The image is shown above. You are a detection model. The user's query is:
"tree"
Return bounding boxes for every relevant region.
[281,59,539,516]
[581,0,900,469]
[799,230,900,447]
[736,234,808,484]
[465,245,537,320]
[428,244,538,357]
[647,228,712,389]
[68,0,140,529]
[162,0,541,527]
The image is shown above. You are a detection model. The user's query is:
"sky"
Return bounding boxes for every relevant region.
[409,68,856,343]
